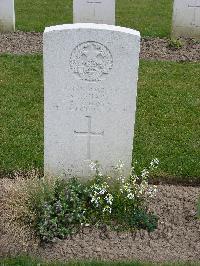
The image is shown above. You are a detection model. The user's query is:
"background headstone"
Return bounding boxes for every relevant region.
[44,24,140,178]
[172,0,200,38]
[73,0,115,25]
[0,0,15,32]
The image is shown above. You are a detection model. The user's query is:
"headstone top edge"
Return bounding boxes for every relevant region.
[44,23,140,38]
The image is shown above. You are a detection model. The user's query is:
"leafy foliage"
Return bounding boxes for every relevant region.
[168,38,184,49]
[36,160,159,242]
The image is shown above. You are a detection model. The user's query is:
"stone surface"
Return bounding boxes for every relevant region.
[73,0,115,25]
[44,23,140,178]
[0,0,15,32]
[172,0,200,38]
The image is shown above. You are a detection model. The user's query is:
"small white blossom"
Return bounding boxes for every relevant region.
[146,185,157,197]
[120,188,124,194]
[150,158,159,168]
[99,189,106,195]
[127,193,135,200]
[105,193,113,205]
[89,161,97,171]
[118,175,125,183]
[141,169,149,178]
[103,206,112,214]
[98,171,103,177]
[116,160,124,170]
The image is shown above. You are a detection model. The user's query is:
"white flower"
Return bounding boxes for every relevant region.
[120,188,124,194]
[150,158,159,168]
[116,160,124,171]
[103,206,112,214]
[147,185,157,197]
[89,161,97,171]
[99,189,106,195]
[141,169,149,178]
[118,175,125,183]
[98,171,103,177]
[105,193,113,205]
[127,193,135,200]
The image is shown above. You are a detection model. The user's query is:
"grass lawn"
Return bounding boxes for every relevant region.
[0,55,43,173]
[0,55,199,183]
[15,0,173,37]
[134,60,200,184]
[1,257,200,266]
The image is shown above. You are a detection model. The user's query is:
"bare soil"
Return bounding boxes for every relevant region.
[0,31,199,62]
[1,181,200,263]
[140,37,200,62]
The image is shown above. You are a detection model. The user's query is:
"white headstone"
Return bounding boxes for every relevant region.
[172,0,200,38]
[44,24,140,178]
[0,0,15,32]
[73,0,115,25]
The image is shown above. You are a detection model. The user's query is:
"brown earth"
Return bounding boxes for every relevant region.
[0,31,200,62]
[1,179,200,263]
[140,37,200,62]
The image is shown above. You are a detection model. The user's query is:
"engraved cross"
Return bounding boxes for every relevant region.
[74,116,104,160]
[83,44,100,61]
[188,0,200,26]
[87,0,102,20]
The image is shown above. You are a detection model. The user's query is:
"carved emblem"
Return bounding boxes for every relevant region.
[70,41,113,82]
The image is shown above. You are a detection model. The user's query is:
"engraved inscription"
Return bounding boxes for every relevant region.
[188,0,200,26]
[87,0,102,17]
[67,86,111,112]
[70,41,113,82]
[87,1,102,3]
[84,18,104,23]
[74,116,104,159]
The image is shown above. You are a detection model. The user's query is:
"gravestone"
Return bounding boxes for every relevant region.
[172,0,200,38]
[73,0,115,25]
[0,0,15,32]
[44,23,140,178]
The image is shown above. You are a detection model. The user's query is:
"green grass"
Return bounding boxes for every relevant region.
[0,55,200,184]
[134,60,200,184]
[0,55,43,173]
[15,0,173,37]
[1,256,200,266]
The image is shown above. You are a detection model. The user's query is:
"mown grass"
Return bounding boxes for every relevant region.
[1,256,200,266]
[15,0,173,37]
[0,55,43,173]
[0,55,199,183]
[134,60,200,184]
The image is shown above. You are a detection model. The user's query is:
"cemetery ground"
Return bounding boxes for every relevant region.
[0,0,200,264]
[0,56,200,184]
[1,56,200,263]
[15,0,172,36]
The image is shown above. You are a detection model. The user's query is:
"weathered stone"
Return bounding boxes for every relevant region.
[73,0,115,25]
[44,24,140,178]
[172,0,200,38]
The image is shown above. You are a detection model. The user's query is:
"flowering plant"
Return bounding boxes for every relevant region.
[36,159,159,241]
[86,159,159,232]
